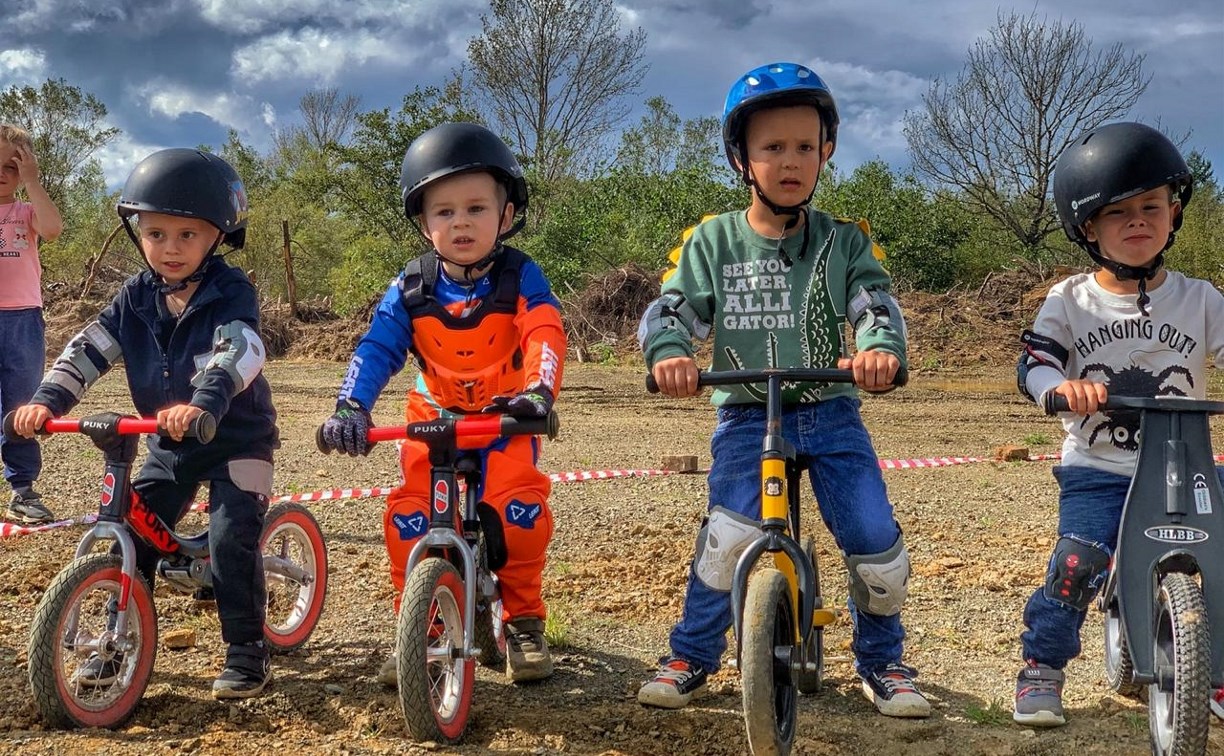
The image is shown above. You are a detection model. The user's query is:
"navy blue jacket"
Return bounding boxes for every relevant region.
[33,259,278,482]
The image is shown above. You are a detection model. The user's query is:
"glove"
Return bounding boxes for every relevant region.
[321,399,373,456]
[484,385,553,418]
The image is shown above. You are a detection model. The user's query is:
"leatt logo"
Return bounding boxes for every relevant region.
[1070,193,1101,212]
[1144,526,1208,544]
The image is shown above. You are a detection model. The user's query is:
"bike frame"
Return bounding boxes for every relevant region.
[375,413,558,660]
[652,367,880,668]
[1093,396,1224,689]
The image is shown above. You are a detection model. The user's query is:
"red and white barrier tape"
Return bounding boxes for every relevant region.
[5,456,1222,540]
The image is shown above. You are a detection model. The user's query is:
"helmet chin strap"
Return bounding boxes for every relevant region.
[1085,232,1175,317]
[434,241,503,282]
[739,145,818,267]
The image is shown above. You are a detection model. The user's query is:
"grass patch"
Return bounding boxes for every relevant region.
[1023,432,1051,445]
[545,608,571,649]
[964,698,1011,726]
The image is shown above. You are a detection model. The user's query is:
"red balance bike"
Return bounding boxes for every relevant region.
[317,410,558,743]
[5,411,328,729]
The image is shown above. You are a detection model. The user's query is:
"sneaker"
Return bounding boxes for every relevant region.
[377,653,397,687]
[77,651,124,687]
[861,663,931,718]
[637,657,708,709]
[1211,687,1224,721]
[505,617,553,683]
[1014,661,1066,726]
[6,489,54,525]
[212,641,271,700]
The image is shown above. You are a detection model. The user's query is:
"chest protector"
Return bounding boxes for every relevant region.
[399,250,526,413]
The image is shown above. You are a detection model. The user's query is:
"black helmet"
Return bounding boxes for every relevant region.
[1053,121,1192,249]
[399,122,528,238]
[117,148,249,250]
[722,62,840,175]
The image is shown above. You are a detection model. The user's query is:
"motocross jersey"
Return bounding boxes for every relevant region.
[338,247,564,415]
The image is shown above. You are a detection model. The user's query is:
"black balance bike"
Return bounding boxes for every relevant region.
[1046,393,1224,755]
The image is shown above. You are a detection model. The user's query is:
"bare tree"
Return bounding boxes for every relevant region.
[297,88,361,150]
[903,11,1147,256]
[467,0,648,182]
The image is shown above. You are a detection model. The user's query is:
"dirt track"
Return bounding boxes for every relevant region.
[2,360,1222,756]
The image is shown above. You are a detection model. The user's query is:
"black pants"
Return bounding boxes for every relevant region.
[119,475,268,645]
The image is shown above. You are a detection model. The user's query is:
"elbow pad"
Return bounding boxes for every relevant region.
[42,321,122,399]
[847,286,906,340]
[637,292,710,348]
[192,321,266,392]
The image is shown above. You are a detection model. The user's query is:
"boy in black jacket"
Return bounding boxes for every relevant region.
[11,149,279,699]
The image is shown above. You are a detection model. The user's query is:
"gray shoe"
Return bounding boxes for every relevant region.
[7,489,54,525]
[505,617,553,682]
[1014,661,1066,726]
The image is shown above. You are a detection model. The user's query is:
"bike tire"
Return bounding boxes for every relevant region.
[1147,572,1210,756]
[260,502,329,653]
[796,536,823,695]
[397,557,474,744]
[473,532,506,668]
[741,568,797,756]
[1103,598,1142,699]
[28,553,157,729]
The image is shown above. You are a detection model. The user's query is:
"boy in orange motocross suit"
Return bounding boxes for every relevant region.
[320,123,565,684]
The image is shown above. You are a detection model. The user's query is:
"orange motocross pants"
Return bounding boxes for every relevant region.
[382,398,554,621]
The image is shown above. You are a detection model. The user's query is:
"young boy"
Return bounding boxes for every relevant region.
[636,62,930,718]
[1015,121,1224,726]
[11,148,278,699]
[0,124,63,524]
[319,122,565,684]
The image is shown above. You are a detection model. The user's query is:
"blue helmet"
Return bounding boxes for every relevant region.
[722,62,840,173]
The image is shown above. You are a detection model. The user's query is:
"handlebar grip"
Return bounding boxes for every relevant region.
[645,374,660,394]
[189,413,217,444]
[1044,394,1070,416]
[315,424,331,454]
[893,365,909,388]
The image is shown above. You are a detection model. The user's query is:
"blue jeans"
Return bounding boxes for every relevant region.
[0,308,44,490]
[1020,464,1224,668]
[669,397,907,677]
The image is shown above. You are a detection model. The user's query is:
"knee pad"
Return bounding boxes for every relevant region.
[476,502,508,571]
[1043,535,1110,610]
[693,506,761,592]
[845,535,910,617]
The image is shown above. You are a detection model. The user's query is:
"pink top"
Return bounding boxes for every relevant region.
[0,200,43,309]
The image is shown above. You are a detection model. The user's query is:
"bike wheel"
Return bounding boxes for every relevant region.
[28,553,157,729]
[397,557,474,744]
[796,536,823,695]
[261,503,329,653]
[741,568,797,756]
[1103,598,1142,699]
[1148,572,1210,756]
[474,532,506,667]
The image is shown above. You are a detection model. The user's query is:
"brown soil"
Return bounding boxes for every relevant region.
[3,359,1223,756]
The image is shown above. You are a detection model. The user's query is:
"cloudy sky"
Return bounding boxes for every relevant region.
[2,0,1221,189]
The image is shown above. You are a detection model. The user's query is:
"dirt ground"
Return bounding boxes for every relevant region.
[2,359,1223,756]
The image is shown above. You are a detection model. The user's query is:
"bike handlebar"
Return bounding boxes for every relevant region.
[315,410,560,454]
[2,410,216,444]
[646,365,908,394]
[1043,393,1224,416]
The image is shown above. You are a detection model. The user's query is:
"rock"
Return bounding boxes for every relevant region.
[995,445,1030,461]
[661,455,698,472]
[162,628,197,649]
[324,683,344,695]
